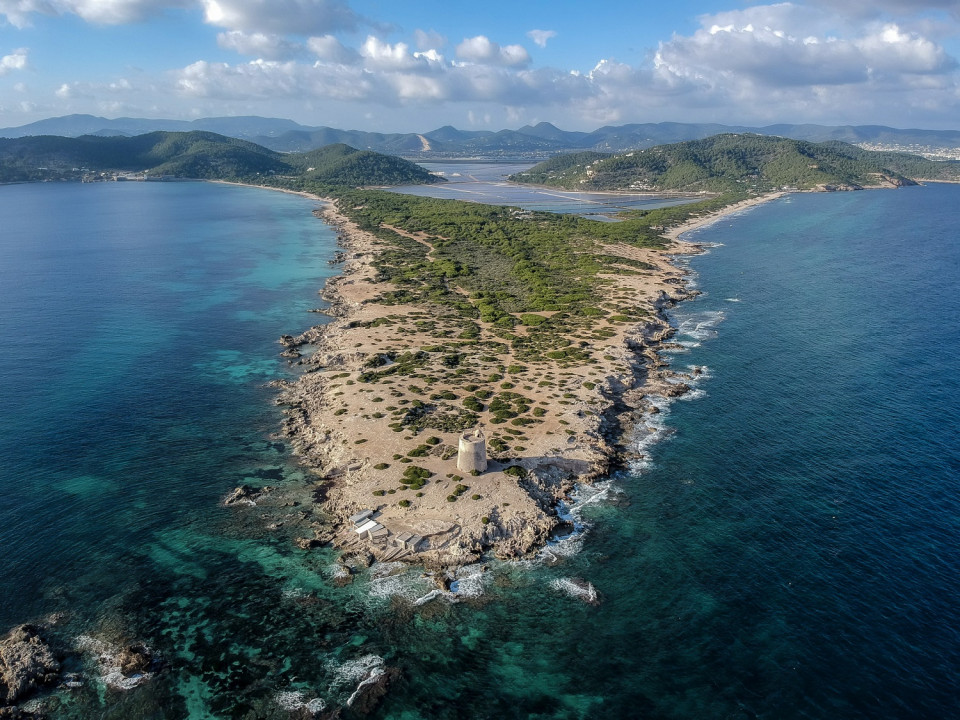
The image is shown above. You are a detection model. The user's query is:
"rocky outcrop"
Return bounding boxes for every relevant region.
[223,484,272,506]
[345,666,400,716]
[0,625,60,707]
[115,644,152,677]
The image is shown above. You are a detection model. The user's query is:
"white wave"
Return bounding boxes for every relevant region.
[550,577,599,604]
[675,310,725,342]
[327,653,384,689]
[327,563,351,581]
[369,561,405,578]
[629,397,676,472]
[276,690,326,714]
[75,635,154,691]
[449,563,489,598]
[725,297,742,302]
[325,653,386,708]
[536,479,620,563]
[368,570,433,602]
[412,589,445,606]
[538,534,584,563]
[347,669,385,707]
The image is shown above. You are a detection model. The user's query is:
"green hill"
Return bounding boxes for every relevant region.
[512,134,960,192]
[286,144,440,186]
[0,131,440,186]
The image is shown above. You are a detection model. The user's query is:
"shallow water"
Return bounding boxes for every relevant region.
[390,161,698,220]
[1,181,958,718]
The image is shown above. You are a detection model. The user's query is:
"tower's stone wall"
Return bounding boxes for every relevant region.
[457,428,487,473]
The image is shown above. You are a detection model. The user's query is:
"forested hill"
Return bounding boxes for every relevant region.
[0,132,440,187]
[511,134,960,192]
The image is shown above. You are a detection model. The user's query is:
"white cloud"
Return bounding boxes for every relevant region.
[0,47,27,75]
[307,34,359,64]
[455,35,530,67]
[217,30,301,59]
[200,0,359,35]
[0,0,189,27]
[855,23,954,74]
[654,8,955,91]
[6,0,960,131]
[359,36,422,70]
[527,29,556,48]
[0,0,360,30]
[810,0,960,20]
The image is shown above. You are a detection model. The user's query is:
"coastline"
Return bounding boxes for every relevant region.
[270,187,787,568]
[662,191,786,243]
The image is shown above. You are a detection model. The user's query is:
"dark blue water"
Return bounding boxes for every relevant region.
[643,185,960,718]
[0,180,339,627]
[1,180,957,719]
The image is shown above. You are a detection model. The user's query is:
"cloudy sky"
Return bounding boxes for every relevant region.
[1,0,960,131]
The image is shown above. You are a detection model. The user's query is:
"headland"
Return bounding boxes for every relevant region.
[271,188,785,568]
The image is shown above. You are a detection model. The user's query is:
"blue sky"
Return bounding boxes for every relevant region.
[2,0,960,131]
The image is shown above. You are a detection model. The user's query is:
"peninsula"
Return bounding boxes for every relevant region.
[4,130,957,567]
[270,135,960,566]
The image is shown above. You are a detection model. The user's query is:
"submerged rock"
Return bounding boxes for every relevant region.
[0,624,60,707]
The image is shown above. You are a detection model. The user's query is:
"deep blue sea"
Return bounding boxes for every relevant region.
[0,180,958,719]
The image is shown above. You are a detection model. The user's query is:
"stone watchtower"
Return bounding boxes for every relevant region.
[457,428,487,474]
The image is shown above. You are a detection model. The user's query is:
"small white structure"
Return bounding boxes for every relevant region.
[457,427,487,474]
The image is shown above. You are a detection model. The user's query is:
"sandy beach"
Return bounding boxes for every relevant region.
[663,192,786,242]
[269,188,783,568]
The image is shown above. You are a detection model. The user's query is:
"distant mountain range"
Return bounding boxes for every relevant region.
[3,115,960,157]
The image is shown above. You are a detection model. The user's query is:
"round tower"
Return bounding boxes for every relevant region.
[457,428,487,474]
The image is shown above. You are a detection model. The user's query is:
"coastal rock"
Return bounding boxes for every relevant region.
[295,537,321,550]
[344,552,374,570]
[661,382,691,398]
[116,644,152,677]
[0,624,60,707]
[345,666,399,716]
[75,635,155,691]
[223,484,272,506]
[433,574,453,592]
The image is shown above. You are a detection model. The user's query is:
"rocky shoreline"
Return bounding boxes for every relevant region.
[267,195,748,570]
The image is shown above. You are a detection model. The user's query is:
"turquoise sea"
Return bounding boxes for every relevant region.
[0,180,958,718]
